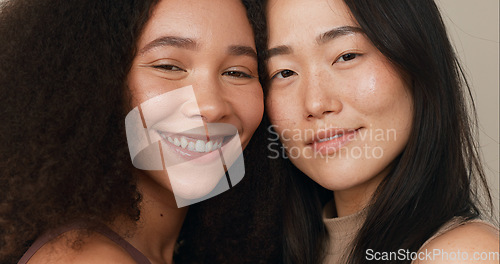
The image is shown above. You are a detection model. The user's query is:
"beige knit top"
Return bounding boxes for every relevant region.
[322,200,498,264]
[322,200,367,263]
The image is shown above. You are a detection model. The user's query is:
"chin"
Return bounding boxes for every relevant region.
[167,163,226,199]
[312,171,360,192]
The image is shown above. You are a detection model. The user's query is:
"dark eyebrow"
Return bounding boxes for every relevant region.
[227,45,258,60]
[264,45,292,60]
[139,36,197,55]
[265,26,362,60]
[317,26,363,45]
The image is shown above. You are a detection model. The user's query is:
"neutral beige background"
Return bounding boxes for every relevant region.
[436,0,499,222]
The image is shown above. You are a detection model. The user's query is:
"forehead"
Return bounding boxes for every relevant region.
[139,0,255,48]
[267,0,356,46]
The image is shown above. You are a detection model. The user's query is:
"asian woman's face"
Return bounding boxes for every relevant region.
[266,0,413,193]
[126,0,263,203]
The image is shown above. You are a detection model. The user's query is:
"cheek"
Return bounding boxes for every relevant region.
[127,69,191,127]
[346,64,411,120]
[266,97,303,152]
[237,86,264,143]
[266,90,295,127]
[127,69,157,108]
[244,96,264,131]
[128,68,163,107]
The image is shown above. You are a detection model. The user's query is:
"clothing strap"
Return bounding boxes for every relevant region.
[17,222,151,264]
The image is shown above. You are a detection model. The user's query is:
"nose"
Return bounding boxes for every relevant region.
[181,75,230,123]
[302,70,342,120]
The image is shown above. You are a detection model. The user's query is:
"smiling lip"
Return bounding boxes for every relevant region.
[309,128,361,155]
[157,130,235,163]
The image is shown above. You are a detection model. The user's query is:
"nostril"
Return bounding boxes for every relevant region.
[307,110,335,120]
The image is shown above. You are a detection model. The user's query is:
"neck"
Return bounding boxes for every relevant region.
[115,171,188,264]
[333,187,373,217]
[333,166,390,217]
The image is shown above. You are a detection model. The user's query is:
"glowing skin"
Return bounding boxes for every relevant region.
[28,1,264,264]
[127,0,263,202]
[266,0,413,216]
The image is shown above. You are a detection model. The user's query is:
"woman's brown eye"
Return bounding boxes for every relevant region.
[272,69,296,79]
[223,71,252,78]
[337,53,358,63]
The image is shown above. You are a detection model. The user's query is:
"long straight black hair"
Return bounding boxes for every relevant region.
[271,0,494,263]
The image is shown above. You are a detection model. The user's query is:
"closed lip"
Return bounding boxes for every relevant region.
[306,127,362,145]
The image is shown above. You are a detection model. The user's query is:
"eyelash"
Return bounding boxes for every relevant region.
[153,65,253,79]
[271,69,296,80]
[223,70,253,79]
[334,53,359,63]
[152,64,186,72]
[270,53,360,80]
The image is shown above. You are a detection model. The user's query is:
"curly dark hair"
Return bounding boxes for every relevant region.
[0,0,159,262]
[0,0,282,263]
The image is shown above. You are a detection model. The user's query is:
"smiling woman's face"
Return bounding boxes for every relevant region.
[266,0,413,194]
[126,0,263,203]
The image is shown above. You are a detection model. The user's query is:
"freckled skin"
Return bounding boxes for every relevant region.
[266,0,413,215]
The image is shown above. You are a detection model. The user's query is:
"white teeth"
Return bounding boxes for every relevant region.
[318,134,342,143]
[161,133,225,153]
[205,141,213,152]
[195,140,205,152]
[173,137,181,147]
[180,136,188,149]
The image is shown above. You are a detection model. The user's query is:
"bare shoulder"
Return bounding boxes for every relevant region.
[27,230,137,264]
[415,222,499,264]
